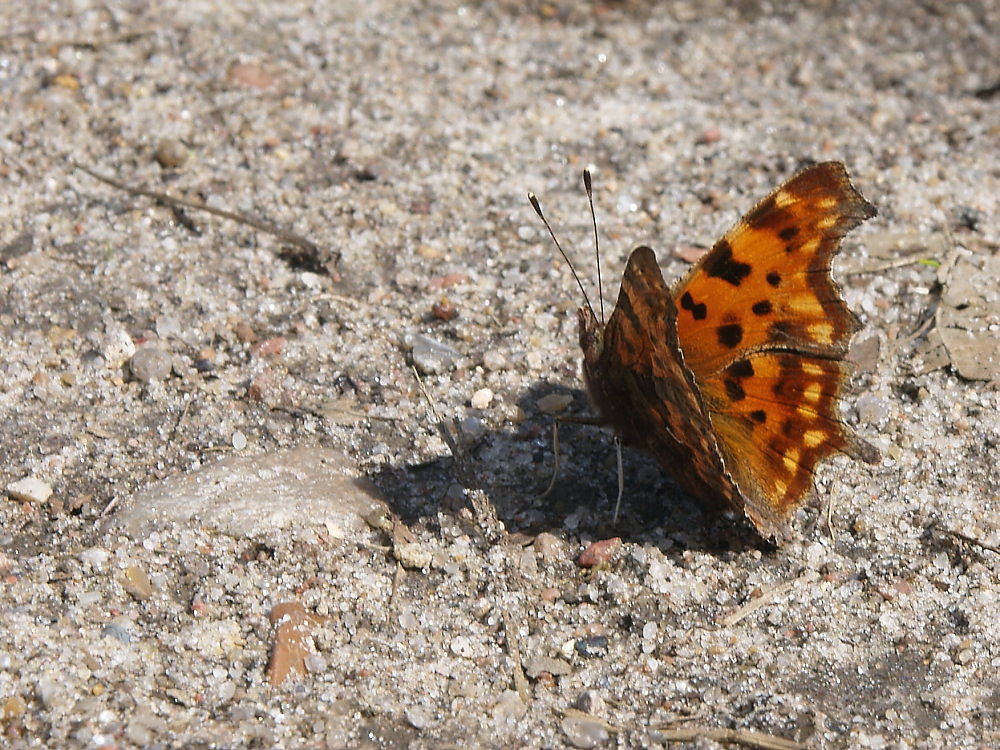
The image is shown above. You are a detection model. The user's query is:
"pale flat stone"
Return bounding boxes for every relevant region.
[106,447,386,539]
[6,476,53,504]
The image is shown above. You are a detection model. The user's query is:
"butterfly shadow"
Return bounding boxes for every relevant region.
[361,381,773,557]
[510,381,775,555]
[381,378,770,555]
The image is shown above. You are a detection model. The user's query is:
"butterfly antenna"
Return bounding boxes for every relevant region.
[583,169,605,325]
[528,190,596,319]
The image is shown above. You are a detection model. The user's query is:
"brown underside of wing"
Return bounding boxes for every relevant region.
[580,247,750,524]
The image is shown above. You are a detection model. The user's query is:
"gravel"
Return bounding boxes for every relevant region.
[1,1,998,748]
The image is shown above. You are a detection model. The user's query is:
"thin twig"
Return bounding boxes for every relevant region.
[72,162,324,262]
[411,366,461,461]
[611,436,624,525]
[719,570,819,627]
[654,726,804,750]
[938,526,1000,556]
[502,611,531,703]
[537,421,561,500]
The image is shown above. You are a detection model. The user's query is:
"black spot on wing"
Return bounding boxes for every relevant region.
[751,300,772,316]
[750,409,767,424]
[766,271,782,288]
[717,323,743,349]
[704,240,752,287]
[779,226,800,241]
[679,291,707,321]
[724,378,746,401]
[726,359,754,379]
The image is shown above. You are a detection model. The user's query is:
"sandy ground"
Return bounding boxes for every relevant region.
[1,1,999,748]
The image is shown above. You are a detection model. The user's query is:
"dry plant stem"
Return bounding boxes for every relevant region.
[611,436,624,525]
[502,611,531,702]
[655,726,804,750]
[719,569,819,627]
[72,162,322,260]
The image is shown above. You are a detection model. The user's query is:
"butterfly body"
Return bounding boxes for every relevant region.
[580,162,878,541]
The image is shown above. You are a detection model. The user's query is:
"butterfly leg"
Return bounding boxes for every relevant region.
[537,421,561,500]
[611,436,624,525]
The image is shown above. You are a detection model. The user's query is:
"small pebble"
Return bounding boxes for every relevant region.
[575,690,607,717]
[254,337,286,357]
[36,678,68,711]
[577,538,621,568]
[459,416,486,439]
[129,345,173,383]
[102,623,132,644]
[155,314,182,338]
[81,349,107,369]
[450,635,476,657]
[524,655,572,678]
[574,635,609,658]
[492,690,526,723]
[6,476,53,504]
[233,321,258,343]
[2,695,27,720]
[46,325,76,347]
[122,565,153,600]
[232,431,248,450]
[155,138,188,168]
[79,547,110,569]
[537,392,573,415]
[856,393,891,425]
[533,532,569,564]
[267,602,324,687]
[405,705,433,730]
[103,327,136,368]
[482,349,507,370]
[394,542,433,570]
[431,297,458,321]
[562,714,609,749]
[470,387,493,409]
[411,333,459,374]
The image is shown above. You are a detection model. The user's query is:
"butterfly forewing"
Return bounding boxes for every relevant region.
[673,162,876,373]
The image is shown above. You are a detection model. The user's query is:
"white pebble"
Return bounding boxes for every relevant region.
[79,547,110,569]
[103,326,136,368]
[6,476,53,503]
[483,350,507,370]
[471,387,493,409]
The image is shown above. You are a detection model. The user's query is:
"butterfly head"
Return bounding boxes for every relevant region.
[577,305,604,372]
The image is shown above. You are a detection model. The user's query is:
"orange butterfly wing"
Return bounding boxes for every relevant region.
[580,162,878,540]
[671,162,878,536]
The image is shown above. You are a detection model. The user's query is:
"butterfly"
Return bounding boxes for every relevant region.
[532,161,879,542]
